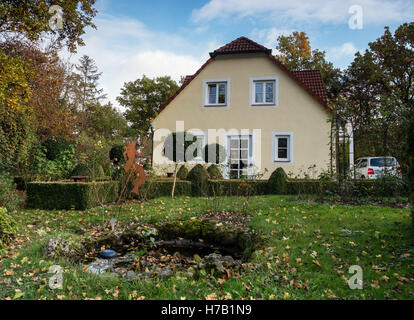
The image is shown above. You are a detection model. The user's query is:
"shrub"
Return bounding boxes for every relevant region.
[139,180,191,199]
[202,143,226,164]
[268,168,288,194]
[110,145,125,164]
[0,207,18,251]
[71,163,89,177]
[371,175,407,198]
[32,142,77,181]
[208,179,268,196]
[0,173,21,212]
[187,164,210,196]
[27,181,119,210]
[43,137,74,161]
[95,165,105,178]
[176,165,189,180]
[207,164,223,179]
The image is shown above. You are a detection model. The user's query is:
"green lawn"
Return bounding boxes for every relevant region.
[1,195,413,300]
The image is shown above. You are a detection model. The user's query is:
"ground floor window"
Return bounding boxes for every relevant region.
[227,135,253,179]
[272,132,293,163]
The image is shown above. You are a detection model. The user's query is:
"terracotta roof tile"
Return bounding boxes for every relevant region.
[292,70,328,104]
[210,37,272,57]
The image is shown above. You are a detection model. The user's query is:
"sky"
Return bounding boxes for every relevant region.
[66,0,414,109]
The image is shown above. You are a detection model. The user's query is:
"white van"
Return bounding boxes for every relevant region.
[354,157,402,180]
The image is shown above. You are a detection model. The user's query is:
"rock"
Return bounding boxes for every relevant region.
[125,270,138,281]
[158,266,173,278]
[87,258,114,275]
[198,253,239,275]
[43,237,71,259]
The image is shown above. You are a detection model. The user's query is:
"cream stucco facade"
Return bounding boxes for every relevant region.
[152,53,332,179]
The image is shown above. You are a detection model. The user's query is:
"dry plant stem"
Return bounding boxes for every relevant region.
[172,163,178,199]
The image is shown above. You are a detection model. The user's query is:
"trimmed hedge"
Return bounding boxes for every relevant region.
[208,179,268,196]
[27,181,119,210]
[139,180,191,199]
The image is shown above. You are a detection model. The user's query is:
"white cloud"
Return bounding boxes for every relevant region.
[62,14,208,110]
[249,28,292,54]
[192,0,414,25]
[328,42,360,59]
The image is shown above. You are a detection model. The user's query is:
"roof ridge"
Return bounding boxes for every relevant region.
[210,36,272,57]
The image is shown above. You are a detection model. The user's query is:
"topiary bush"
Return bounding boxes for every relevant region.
[187,164,210,196]
[268,168,288,194]
[176,165,189,180]
[207,164,223,179]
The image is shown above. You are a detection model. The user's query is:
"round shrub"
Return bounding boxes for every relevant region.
[176,165,189,180]
[268,168,288,194]
[202,143,227,164]
[187,164,209,196]
[43,137,74,161]
[110,145,125,164]
[207,164,223,179]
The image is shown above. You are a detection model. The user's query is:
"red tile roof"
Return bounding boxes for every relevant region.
[210,37,272,57]
[292,70,328,104]
[155,37,331,119]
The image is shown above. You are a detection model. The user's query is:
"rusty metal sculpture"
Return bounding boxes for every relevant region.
[123,140,146,195]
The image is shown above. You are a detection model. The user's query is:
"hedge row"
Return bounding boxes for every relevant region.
[27,181,119,210]
[139,180,192,199]
[208,179,268,196]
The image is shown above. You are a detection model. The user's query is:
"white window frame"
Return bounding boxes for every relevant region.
[224,132,255,179]
[272,132,294,164]
[250,76,279,108]
[202,78,231,108]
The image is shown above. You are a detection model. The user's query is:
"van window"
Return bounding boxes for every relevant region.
[357,159,368,168]
[370,158,396,167]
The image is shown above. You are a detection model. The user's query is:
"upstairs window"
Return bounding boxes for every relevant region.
[250,77,278,107]
[203,79,230,108]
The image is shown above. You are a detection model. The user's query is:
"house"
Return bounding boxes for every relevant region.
[151,37,333,179]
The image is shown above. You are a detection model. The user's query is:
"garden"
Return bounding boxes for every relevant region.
[0,138,413,300]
